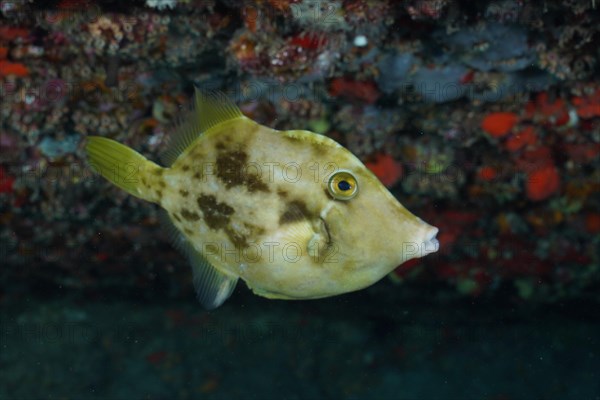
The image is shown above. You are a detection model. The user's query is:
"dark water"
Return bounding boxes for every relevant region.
[1,1,599,399]
[2,292,599,399]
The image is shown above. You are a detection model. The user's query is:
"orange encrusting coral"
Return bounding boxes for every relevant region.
[290,33,327,50]
[242,5,259,32]
[505,126,537,152]
[329,78,380,104]
[536,93,565,116]
[516,146,553,173]
[572,88,600,119]
[564,143,600,163]
[364,153,403,187]
[0,27,29,41]
[576,104,600,119]
[0,60,29,77]
[526,166,561,201]
[481,112,519,137]
[477,166,497,181]
[0,166,15,194]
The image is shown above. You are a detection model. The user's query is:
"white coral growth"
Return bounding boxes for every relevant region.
[146,0,177,10]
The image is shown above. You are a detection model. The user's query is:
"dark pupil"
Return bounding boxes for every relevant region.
[338,180,351,191]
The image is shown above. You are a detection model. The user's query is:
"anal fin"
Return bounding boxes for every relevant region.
[158,210,238,309]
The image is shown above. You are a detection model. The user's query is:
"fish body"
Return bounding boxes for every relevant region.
[86,89,439,308]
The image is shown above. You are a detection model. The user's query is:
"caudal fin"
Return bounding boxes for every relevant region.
[85,136,163,202]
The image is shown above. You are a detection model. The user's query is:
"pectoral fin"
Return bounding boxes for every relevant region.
[277,203,331,262]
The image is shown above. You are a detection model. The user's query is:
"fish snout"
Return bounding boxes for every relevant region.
[422,225,439,256]
[402,221,439,262]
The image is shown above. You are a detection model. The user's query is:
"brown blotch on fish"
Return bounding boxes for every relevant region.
[184,228,194,236]
[279,200,311,224]
[244,222,265,237]
[216,150,269,193]
[197,194,234,230]
[172,213,182,223]
[216,150,247,187]
[179,189,189,197]
[181,209,201,221]
[153,169,164,176]
[277,189,288,198]
[182,165,190,171]
[245,174,269,193]
[159,180,166,188]
[312,142,327,156]
[224,226,248,249]
[215,141,227,150]
[282,134,301,143]
[155,190,163,199]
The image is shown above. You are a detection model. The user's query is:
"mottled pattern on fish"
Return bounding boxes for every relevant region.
[86,89,439,309]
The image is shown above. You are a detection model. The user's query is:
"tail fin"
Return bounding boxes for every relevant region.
[85,136,163,202]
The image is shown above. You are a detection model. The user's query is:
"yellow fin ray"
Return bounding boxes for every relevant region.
[158,210,238,310]
[85,136,162,201]
[160,88,244,166]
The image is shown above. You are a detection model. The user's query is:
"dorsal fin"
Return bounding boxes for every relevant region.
[160,88,244,166]
[158,210,238,309]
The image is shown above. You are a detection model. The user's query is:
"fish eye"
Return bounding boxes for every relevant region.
[327,171,358,200]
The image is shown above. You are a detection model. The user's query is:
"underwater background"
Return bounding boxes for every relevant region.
[1,0,599,399]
